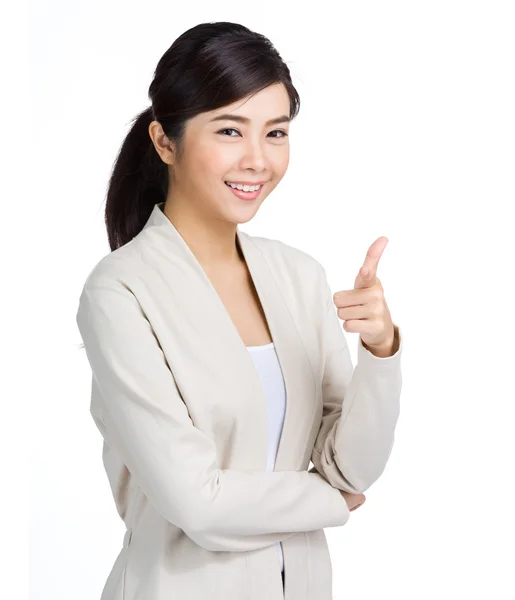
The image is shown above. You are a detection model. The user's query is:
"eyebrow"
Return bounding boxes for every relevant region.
[209,114,291,126]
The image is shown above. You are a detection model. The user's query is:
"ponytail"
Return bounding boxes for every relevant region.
[105,106,168,251]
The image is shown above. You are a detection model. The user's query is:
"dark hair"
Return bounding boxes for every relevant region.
[105,21,301,251]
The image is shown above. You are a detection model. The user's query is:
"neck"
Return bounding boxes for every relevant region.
[162,200,243,270]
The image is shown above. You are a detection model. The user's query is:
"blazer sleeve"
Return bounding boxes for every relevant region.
[310,267,403,494]
[76,270,350,553]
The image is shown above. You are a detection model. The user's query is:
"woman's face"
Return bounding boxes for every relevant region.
[167,82,291,225]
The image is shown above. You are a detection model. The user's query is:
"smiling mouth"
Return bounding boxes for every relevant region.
[224,181,265,200]
[224,181,265,191]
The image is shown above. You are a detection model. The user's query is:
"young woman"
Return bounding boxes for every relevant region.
[76,21,402,600]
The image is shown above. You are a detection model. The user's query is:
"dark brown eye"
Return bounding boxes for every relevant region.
[217,128,240,136]
[268,130,288,138]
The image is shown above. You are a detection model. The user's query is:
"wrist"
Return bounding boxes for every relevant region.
[363,325,400,357]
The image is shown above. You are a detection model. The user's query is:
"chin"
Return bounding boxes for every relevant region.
[234,214,257,225]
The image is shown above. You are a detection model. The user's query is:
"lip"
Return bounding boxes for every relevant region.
[225,180,265,201]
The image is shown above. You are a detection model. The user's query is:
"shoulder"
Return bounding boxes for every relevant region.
[244,232,332,331]
[77,240,142,300]
[242,231,327,282]
[75,243,147,334]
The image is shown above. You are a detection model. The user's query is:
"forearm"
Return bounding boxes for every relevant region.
[312,317,403,493]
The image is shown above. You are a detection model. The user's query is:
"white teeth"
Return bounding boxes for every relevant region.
[226,182,262,192]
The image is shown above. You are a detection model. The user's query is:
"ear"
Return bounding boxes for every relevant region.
[148,120,175,166]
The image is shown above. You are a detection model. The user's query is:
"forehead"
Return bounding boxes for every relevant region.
[197,83,291,126]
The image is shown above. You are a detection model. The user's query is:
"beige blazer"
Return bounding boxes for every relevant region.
[76,201,403,600]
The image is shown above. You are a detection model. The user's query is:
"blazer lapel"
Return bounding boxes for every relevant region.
[236,225,319,471]
[138,202,318,472]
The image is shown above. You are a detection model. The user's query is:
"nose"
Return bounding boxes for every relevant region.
[239,138,267,172]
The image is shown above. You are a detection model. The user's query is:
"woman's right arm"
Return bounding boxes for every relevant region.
[76,269,351,553]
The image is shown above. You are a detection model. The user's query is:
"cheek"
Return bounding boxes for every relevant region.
[272,147,290,177]
[200,147,235,179]
[193,146,218,171]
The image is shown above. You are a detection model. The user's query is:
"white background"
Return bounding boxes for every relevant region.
[19,1,515,598]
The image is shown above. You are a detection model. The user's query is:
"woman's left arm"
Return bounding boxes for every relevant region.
[310,250,403,495]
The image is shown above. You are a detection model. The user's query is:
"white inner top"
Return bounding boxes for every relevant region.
[246,342,286,573]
